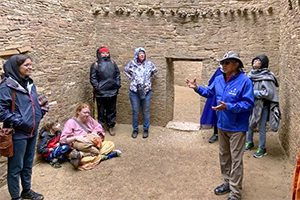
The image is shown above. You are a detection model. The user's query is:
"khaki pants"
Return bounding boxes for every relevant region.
[218,130,245,200]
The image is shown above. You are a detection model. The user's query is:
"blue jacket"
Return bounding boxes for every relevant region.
[196,72,254,132]
[200,67,223,127]
[0,77,44,140]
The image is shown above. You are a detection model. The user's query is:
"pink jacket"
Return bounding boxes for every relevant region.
[60,116,104,144]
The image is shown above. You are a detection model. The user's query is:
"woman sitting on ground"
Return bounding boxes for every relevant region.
[60,103,121,170]
[37,121,70,168]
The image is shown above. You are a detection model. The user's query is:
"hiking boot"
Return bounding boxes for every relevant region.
[208,134,218,143]
[253,148,267,158]
[108,127,116,136]
[245,142,254,151]
[214,183,230,195]
[21,189,44,200]
[143,130,149,139]
[132,130,138,139]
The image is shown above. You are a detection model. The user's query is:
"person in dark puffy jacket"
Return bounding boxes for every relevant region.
[0,54,47,200]
[37,121,70,168]
[90,46,121,136]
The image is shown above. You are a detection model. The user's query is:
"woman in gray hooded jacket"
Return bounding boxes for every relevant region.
[245,54,280,158]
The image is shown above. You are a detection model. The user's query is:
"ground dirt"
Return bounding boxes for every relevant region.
[0,85,294,200]
[0,124,294,200]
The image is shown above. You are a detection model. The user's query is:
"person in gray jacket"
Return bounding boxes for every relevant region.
[245,54,280,158]
[90,46,121,136]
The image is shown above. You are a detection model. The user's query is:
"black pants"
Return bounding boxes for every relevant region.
[214,125,218,135]
[96,96,117,128]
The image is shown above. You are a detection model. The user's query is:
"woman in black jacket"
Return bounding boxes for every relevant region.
[90,46,121,136]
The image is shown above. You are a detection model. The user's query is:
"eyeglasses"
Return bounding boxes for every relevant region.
[220,60,236,66]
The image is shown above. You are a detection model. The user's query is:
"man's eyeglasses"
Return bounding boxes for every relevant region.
[220,60,235,66]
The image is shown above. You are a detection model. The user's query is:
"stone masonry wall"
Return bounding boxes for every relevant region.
[0,0,280,126]
[278,0,300,163]
[0,0,288,186]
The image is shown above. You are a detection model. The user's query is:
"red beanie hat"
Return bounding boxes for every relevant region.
[99,47,109,53]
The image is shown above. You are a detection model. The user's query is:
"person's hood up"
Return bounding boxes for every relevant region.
[134,47,146,64]
[252,54,269,69]
[3,55,33,89]
[96,47,111,61]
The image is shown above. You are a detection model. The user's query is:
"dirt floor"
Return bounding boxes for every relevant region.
[0,124,294,200]
[0,85,294,200]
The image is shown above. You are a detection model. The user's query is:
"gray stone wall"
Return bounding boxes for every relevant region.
[0,0,280,127]
[278,0,300,163]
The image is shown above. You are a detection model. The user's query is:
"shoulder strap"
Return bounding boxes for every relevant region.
[11,89,16,112]
[94,62,100,70]
[72,117,90,133]
[9,89,16,130]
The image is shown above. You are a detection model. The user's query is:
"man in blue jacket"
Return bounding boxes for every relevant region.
[187,51,254,200]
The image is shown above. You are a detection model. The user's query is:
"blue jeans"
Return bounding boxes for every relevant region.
[7,135,37,199]
[46,144,70,162]
[129,90,152,132]
[246,106,269,149]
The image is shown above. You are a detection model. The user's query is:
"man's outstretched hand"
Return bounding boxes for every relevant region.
[186,78,198,89]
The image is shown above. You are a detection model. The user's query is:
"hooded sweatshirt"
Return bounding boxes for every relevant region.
[124,47,158,93]
[90,47,121,98]
[0,55,43,139]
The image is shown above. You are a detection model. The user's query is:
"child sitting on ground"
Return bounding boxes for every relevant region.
[37,121,70,168]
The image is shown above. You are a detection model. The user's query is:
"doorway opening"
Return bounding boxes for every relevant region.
[166,58,204,131]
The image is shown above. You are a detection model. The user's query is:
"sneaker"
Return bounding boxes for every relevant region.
[114,149,122,156]
[245,142,254,151]
[50,159,61,168]
[108,127,116,136]
[142,130,149,139]
[132,130,138,139]
[208,134,218,143]
[253,148,267,158]
[21,189,44,200]
[102,149,122,160]
[12,198,23,200]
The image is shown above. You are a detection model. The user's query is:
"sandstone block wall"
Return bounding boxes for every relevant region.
[278,0,300,163]
[0,0,280,127]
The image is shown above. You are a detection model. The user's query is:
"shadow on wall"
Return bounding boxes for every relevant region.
[280,81,291,159]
